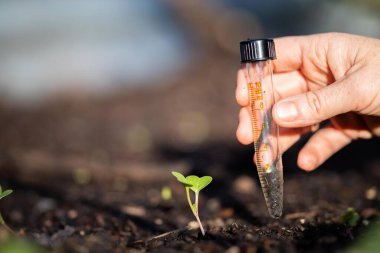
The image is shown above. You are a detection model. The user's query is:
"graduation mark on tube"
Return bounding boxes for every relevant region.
[240,39,283,218]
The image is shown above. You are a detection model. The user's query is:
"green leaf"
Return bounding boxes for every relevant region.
[340,207,360,227]
[172,171,190,185]
[198,176,213,191]
[185,175,213,192]
[0,189,13,200]
[185,175,200,192]
[0,185,2,194]
[172,171,213,192]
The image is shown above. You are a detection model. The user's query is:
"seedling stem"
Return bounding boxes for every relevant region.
[0,185,14,234]
[172,171,212,236]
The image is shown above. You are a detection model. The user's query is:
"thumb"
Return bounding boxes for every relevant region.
[272,76,359,127]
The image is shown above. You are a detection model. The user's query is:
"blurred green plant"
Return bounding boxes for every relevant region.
[0,238,46,253]
[340,207,360,227]
[0,185,14,234]
[161,186,172,201]
[171,171,212,236]
[0,186,46,253]
[346,217,380,253]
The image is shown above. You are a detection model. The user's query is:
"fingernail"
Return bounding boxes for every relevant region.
[276,101,299,121]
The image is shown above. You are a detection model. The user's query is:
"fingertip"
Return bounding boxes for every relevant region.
[272,100,299,127]
[236,108,253,145]
[297,152,318,172]
[298,125,352,172]
[236,69,249,106]
[236,125,252,145]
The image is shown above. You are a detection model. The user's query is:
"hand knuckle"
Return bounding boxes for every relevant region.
[305,91,322,116]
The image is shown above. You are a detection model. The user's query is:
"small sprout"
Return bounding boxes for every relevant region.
[0,185,14,234]
[161,186,172,201]
[340,207,360,227]
[172,171,212,236]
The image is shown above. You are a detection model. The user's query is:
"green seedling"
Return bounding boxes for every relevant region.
[0,185,14,234]
[161,186,172,201]
[171,171,212,236]
[340,207,360,227]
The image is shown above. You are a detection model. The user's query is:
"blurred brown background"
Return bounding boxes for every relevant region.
[0,1,379,251]
[0,0,379,205]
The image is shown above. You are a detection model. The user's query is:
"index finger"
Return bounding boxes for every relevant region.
[236,69,248,106]
[236,70,307,107]
[273,36,305,73]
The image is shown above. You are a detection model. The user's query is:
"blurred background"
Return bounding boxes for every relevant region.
[0,0,379,250]
[0,0,379,177]
[0,0,379,184]
[1,0,380,102]
[0,0,379,192]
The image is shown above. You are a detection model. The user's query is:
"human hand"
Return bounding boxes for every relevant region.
[236,33,380,171]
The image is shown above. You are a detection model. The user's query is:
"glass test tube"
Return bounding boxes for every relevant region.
[240,39,283,218]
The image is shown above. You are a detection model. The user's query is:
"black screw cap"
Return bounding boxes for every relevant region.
[240,39,276,62]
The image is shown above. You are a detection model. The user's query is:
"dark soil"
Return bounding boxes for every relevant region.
[0,22,379,252]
